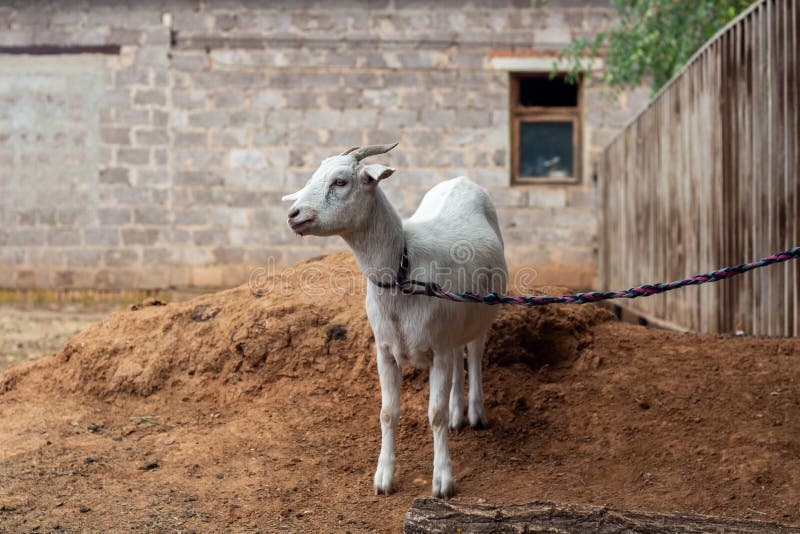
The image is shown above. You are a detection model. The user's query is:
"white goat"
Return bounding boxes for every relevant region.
[283,143,507,498]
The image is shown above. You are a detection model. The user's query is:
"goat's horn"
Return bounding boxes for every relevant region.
[349,142,399,161]
[340,146,360,156]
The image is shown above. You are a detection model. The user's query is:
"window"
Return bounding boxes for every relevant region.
[510,74,582,184]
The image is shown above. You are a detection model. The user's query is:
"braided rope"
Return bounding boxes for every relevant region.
[422,246,800,306]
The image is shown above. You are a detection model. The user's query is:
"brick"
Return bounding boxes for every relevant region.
[528,188,568,208]
[453,111,491,128]
[192,229,227,246]
[114,71,151,92]
[67,249,103,267]
[56,208,93,226]
[134,208,171,225]
[47,229,82,246]
[212,247,245,264]
[210,207,248,227]
[363,89,398,108]
[211,129,246,147]
[175,170,224,186]
[177,248,208,265]
[171,11,209,31]
[153,148,168,166]
[105,249,139,266]
[212,91,245,109]
[215,13,238,31]
[142,26,170,46]
[173,90,207,109]
[380,110,417,128]
[134,128,168,145]
[420,110,455,127]
[133,89,166,106]
[173,210,208,226]
[97,208,131,225]
[101,127,131,145]
[229,228,269,247]
[17,210,36,226]
[84,228,120,246]
[188,111,226,128]
[100,186,150,206]
[99,167,130,185]
[228,190,265,208]
[118,148,150,165]
[151,109,169,127]
[252,90,286,109]
[121,229,160,246]
[209,49,252,67]
[172,54,207,72]
[302,110,342,128]
[116,108,150,126]
[8,228,45,247]
[227,72,265,87]
[567,188,597,208]
[229,111,264,127]
[230,149,266,169]
[143,248,173,263]
[108,27,142,45]
[174,131,208,147]
[286,92,319,109]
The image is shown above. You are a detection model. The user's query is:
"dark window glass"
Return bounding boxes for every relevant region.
[518,76,578,107]
[519,121,574,178]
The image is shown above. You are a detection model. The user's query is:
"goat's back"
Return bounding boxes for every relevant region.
[404,176,507,295]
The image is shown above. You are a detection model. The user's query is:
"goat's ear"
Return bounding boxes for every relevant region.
[360,164,395,185]
[282,191,301,202]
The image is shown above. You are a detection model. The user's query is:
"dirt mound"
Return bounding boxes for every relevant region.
[1,254,609,404]
[2,253,799,532]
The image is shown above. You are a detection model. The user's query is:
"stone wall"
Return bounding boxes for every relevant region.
[0,0,649,290]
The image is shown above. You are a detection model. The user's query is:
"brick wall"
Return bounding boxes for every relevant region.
[0,0,649,290]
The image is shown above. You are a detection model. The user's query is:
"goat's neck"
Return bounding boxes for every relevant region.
[343,189,404,282]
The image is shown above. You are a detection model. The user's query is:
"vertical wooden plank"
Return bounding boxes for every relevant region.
[792,0,800,336]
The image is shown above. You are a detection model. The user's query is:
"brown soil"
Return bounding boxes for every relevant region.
[1,253,799,532]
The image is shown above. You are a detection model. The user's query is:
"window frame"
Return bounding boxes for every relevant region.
[510,72,583,185]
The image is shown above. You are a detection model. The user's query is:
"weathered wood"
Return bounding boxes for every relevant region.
[403,498,800,534]
[598,0,799,336]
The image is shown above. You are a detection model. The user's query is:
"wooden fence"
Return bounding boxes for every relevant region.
[598,0,799,336]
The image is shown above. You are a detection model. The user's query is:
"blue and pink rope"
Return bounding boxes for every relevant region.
[413,246,800,306]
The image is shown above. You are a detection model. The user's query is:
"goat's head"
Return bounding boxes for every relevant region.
[282,143,398,236]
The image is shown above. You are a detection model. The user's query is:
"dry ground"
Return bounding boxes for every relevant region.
[1,254,799,532]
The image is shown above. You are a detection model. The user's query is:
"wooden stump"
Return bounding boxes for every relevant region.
[404,498,800,533]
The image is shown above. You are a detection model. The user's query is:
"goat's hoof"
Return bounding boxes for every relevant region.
[373,461,395,495]
[469,419,488,430]
[374,484,394,496]
[468,406,488,429]
[432,474,456,499]
[449,413,466,431]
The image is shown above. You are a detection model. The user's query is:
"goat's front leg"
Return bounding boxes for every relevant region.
[430,350,455,498]
[374,347,401,495]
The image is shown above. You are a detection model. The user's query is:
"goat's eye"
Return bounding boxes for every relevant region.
[333,179,348,187]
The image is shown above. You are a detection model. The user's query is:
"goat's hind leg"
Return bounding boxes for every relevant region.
[448,347,466,430]
[467,333,488,429]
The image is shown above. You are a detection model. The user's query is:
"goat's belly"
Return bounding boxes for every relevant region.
[384,344,434,370]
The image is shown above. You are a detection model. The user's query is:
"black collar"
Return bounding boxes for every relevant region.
[372,242,410,289]
[370,241,434,296]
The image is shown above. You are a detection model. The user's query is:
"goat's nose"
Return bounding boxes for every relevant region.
[288,207,300,219]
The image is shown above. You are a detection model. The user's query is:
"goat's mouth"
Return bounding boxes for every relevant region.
[289,217,315,235]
